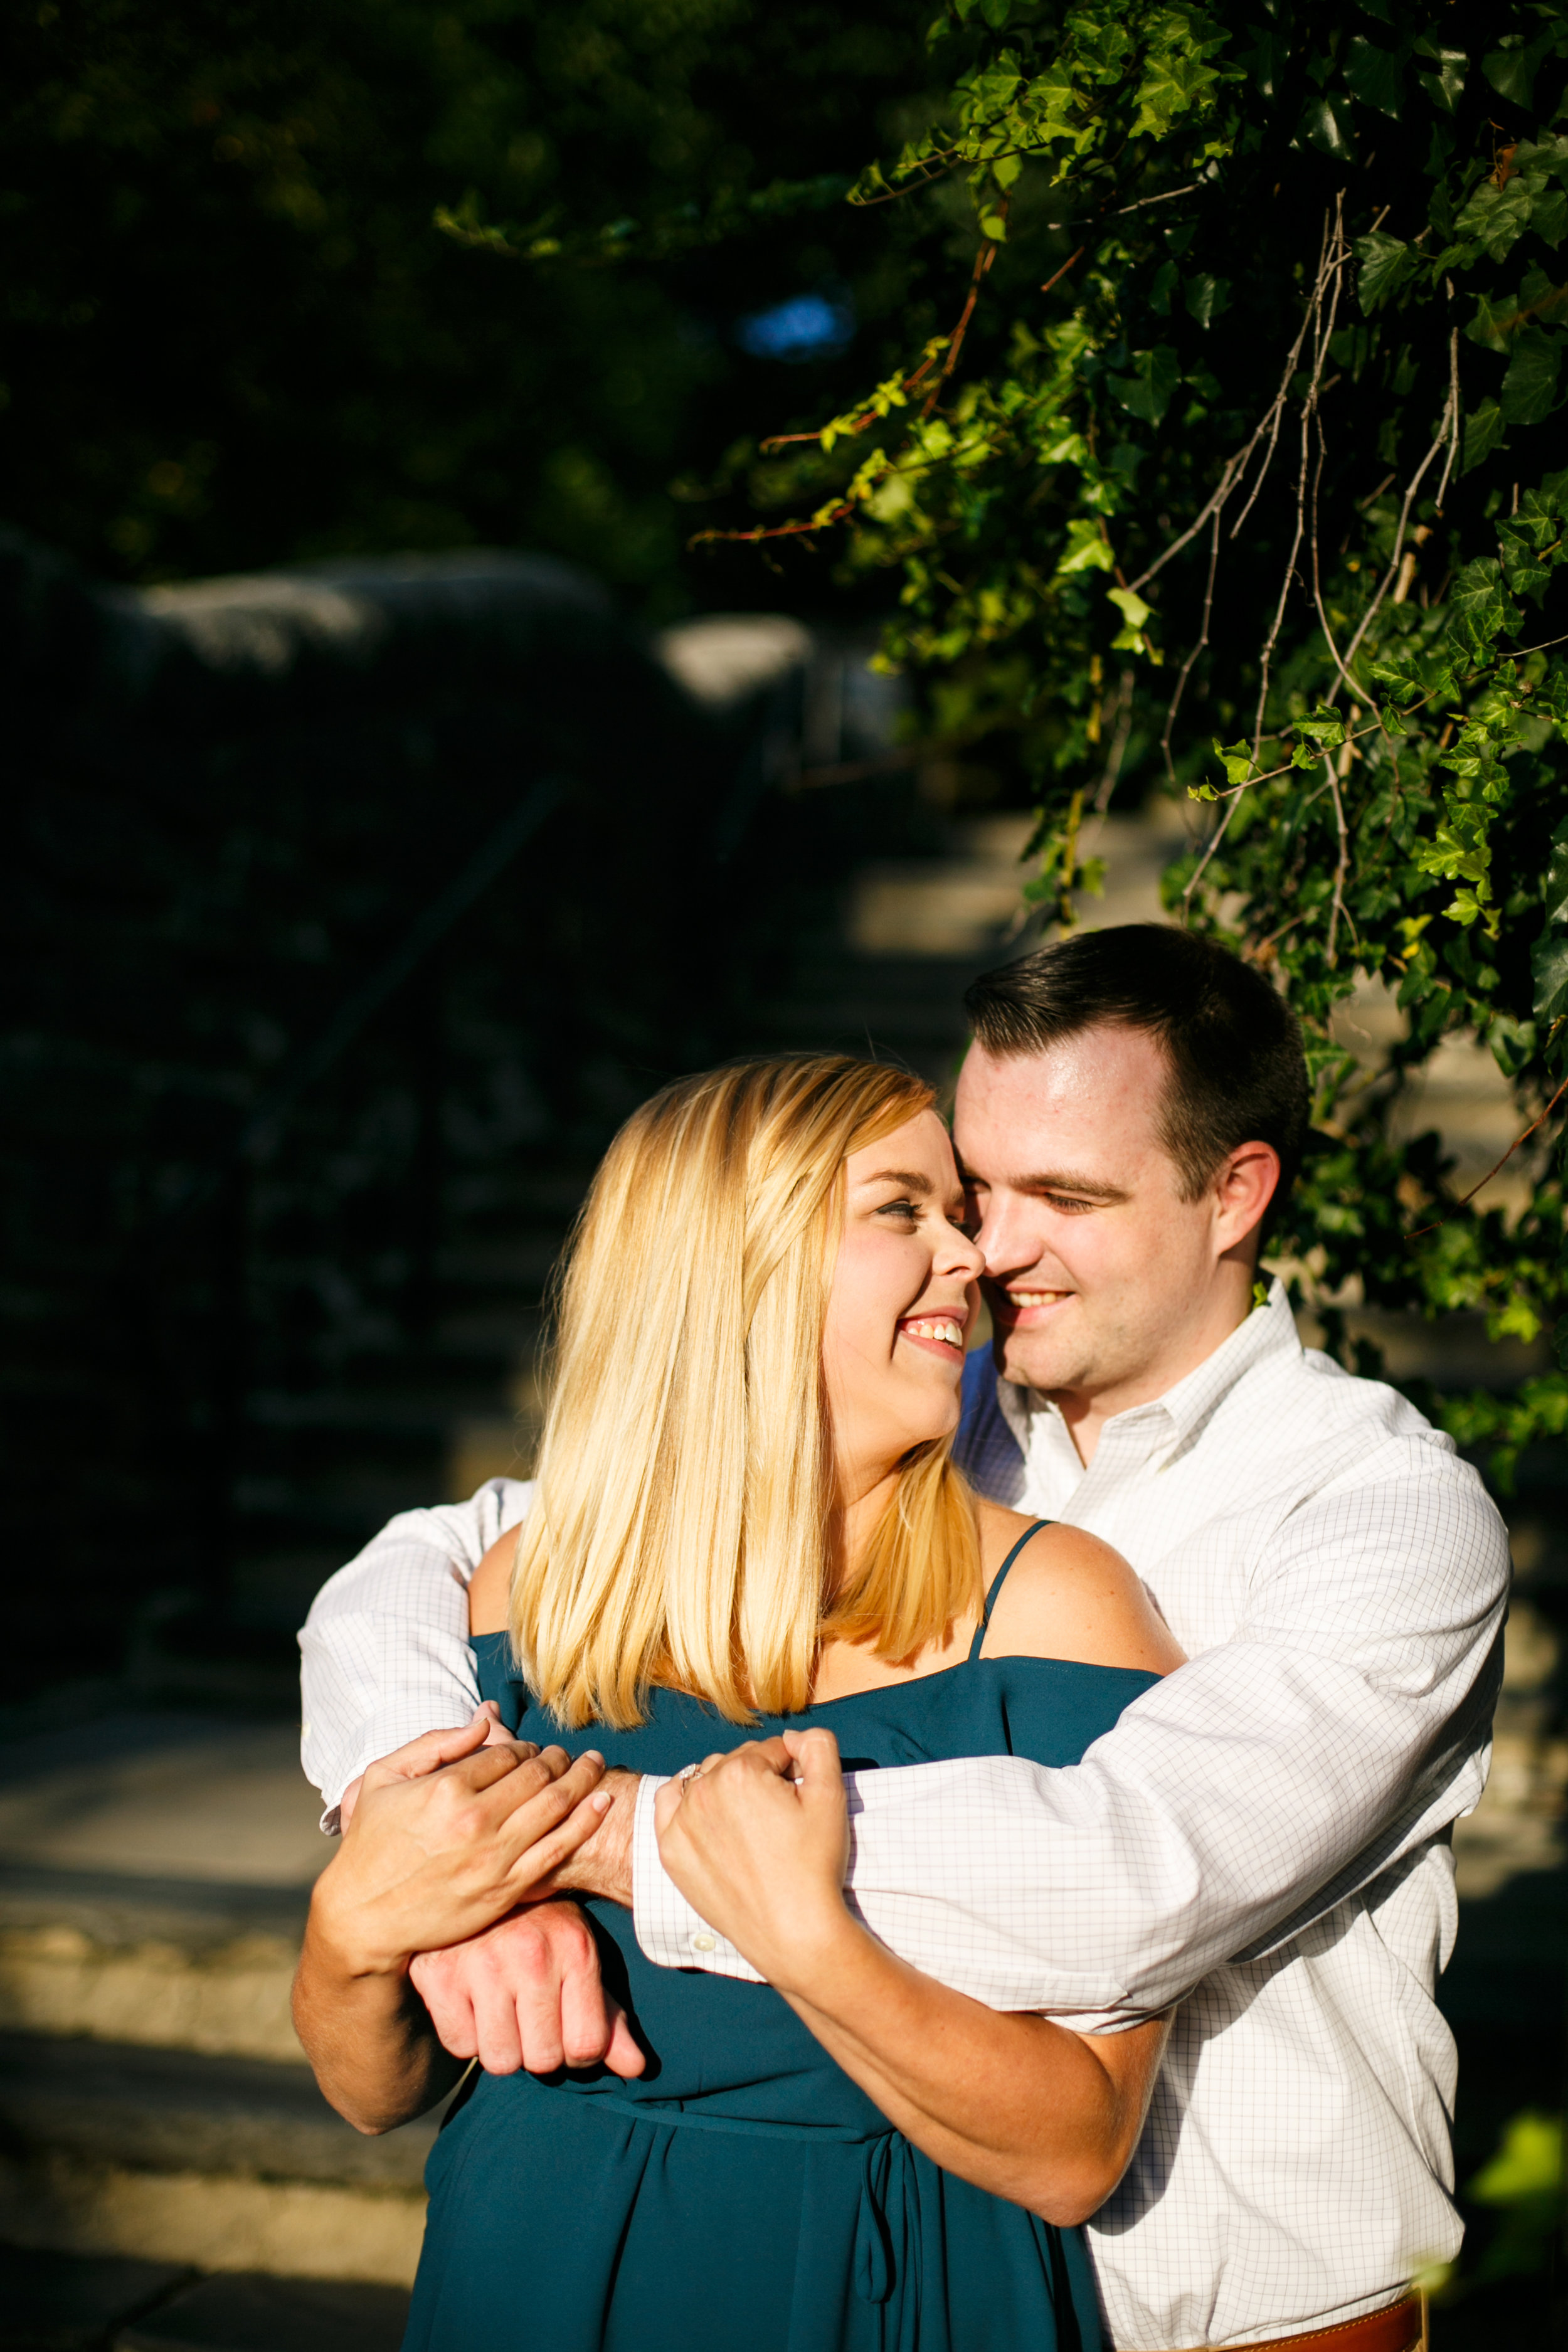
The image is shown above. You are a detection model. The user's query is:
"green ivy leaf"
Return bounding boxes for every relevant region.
[1356,230,1412,313]
[1532,930,1568,1023]
[1056,515,1115,576]
[1483,30,1560,109]
[1211,736,1254,785]
[1294,707,1346,748]
[1542,818,1568,928]
[1106,346,1180,424]
[1300,93,1355,159]
[1489,1014,1538,1078]
[1185,273,1231,329]
[1501,326,1565,426]
[1344,34,1408,117]
[1529,818,1568,1021]
[1461,398,1508,476]
[1367,657,1425,704]
[1109,585,1152,629]
[1453,178,1536,265]
[1498,516,1555,602]
[1414,39,1468,114]
[1449,558,1521,655]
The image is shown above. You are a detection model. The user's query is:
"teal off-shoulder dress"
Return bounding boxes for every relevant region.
[402,1528,1158,2352]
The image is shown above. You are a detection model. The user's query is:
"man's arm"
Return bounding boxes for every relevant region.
[299,1480,645,2080]
[299,1478,534,1827]
[633,1439,1508,2015]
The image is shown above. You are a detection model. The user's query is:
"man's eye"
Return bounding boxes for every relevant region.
[1046,1195,1093,1214]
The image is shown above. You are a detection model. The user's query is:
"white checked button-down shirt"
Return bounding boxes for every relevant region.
[299,1281,1509,2350]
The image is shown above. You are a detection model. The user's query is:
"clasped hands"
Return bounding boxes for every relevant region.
[329,1713,854,2078]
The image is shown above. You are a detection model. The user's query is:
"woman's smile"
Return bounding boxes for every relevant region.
[896,1311,968,1359]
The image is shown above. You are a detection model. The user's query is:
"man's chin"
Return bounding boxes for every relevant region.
[993,1327,1084,1397]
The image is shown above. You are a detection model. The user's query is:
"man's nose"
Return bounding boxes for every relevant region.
[976,1194,1038,1278]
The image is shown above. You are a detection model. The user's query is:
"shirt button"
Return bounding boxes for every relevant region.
[689,1931,717,1954]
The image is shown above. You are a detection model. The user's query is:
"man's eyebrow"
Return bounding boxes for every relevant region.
[857,1167,935,1194]
[1015,1168,1130,1202]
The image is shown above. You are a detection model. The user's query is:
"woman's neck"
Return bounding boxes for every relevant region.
[829,1463,900,1601]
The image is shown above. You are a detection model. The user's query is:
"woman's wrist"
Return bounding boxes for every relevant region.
[747,1888,865,2003]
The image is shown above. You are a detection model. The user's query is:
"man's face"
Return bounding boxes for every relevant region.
[953,1027,1248,1406]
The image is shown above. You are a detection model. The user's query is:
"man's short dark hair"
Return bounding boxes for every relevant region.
[963,923,1310,1204]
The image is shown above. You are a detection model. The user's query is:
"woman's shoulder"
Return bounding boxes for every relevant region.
[974,1503,1185,1677]
[468,1530,517,1634]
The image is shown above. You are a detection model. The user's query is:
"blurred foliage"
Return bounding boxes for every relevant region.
[675,0,1568,1476]
[0,0,938,610]
[1460,2107,1562,2286]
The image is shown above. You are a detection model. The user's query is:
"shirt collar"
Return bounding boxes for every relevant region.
[995,1275,1298,1460]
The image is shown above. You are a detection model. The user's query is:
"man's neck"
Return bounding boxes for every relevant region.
[1046,1279,1261,1467]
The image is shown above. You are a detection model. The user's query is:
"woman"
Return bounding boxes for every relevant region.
[295,1054,1183,2352]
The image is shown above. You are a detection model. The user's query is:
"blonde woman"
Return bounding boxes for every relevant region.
[295,1054,1182,2352]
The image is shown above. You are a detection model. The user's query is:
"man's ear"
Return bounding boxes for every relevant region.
[1214,1141,1281,1256]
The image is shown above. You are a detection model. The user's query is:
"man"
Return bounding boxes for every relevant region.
[302,923,1508,2351]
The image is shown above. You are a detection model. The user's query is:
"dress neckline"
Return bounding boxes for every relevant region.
[470,1626,1155,1719]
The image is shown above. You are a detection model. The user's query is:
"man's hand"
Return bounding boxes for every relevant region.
[410,1901,645,2077]
[654,1729,852,1992]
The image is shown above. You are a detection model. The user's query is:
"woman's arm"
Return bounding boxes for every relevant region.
[657,1731,1168,2225]
[294,1713,612,2134]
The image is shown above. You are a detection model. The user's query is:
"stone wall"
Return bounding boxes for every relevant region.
[3,531,898,1683]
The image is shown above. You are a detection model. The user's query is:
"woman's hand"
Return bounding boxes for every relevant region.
[654,1727,854,1991]
[296,1710,617,2134]
[337,1701,524,1832]
[312,1710,613,1983]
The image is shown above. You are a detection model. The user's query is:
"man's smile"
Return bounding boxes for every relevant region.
[992,1288,1074,1322]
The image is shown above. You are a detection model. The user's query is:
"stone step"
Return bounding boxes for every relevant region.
[0,2241,411,2352]
[0,1869,308,2067]
[0,2240,193,2352]
[120,2268,411,2352]
[0,2034,435,2290]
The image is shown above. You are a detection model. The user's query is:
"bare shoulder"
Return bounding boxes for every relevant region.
[467,1531,517,1635]
[975,1503,1185,1676]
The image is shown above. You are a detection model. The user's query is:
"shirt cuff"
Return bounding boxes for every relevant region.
[630,1772,763,1982]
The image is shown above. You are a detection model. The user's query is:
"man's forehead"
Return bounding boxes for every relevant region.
[953,1029,1171,1168]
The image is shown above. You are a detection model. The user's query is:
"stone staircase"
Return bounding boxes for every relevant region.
[0,1715,429,2345]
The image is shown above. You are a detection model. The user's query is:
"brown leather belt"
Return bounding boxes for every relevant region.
[1147,2292,1424,2352]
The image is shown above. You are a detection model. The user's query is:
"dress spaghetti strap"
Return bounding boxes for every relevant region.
[968,1520,1052,1661]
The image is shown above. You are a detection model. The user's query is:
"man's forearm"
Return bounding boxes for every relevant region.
[634,1639,1500,2013]
[537,1769,637,1907]
[633,1456,1507,2013]
[294,1912,464,2134]
[300,1479,533,1819]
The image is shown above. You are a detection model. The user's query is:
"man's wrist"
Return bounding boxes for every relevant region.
[304,1882,412,1986]
[548,1767,637,1905]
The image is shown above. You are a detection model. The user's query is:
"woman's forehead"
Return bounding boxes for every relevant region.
[845,1106,956,1185]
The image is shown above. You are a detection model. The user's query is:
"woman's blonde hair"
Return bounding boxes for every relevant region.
[510,1053,982,1728]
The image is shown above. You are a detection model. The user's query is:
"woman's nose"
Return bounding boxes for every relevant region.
[942,1220,986,1278]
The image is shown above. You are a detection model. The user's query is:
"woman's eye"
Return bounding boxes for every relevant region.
[877,1200,920,1223]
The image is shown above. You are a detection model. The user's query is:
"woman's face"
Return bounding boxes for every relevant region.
[822,1108,985,1501]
